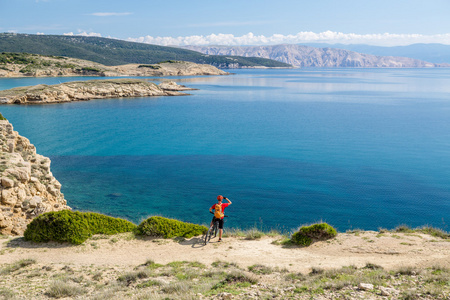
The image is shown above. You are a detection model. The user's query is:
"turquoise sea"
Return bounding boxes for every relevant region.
[1,68,450,232]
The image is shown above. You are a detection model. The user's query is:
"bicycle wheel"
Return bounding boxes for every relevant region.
[204,226,214,245]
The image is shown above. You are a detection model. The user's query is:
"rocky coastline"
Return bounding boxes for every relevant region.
[0,53,229,78]
[0,79,194,104]
[0,118,70,235]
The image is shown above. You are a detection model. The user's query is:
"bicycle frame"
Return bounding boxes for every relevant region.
[204,213,228,245]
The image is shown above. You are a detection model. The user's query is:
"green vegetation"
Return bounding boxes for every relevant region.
[291,222,337,246]
[46,279,86,298]
[138,64,161,69]
[248,264,273,275]
[81,66,101,73]
[0,259,36,275]
[223,227,282,240]
[0,52,92,75]
[0,33,292,68]
[23,212,210,245]
[158,60,184,64]
[0,113,7,120]
[1,258,449,299]
[393,224,450,239]
[0,52,38,65]
[54,62,77,69]
[211,270,258,291]
[24,210,136,245]
[135,216,207,238]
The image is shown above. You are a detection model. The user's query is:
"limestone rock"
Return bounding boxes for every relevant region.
[0,119,70,235]
[1,177,14,188]
[380,286,399,296]
[358,283,374,291]
[0,79,195,104]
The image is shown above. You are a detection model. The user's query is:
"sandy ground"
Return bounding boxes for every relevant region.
[1,231,449,273]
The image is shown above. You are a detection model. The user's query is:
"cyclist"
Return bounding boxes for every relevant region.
[209,195,232,242]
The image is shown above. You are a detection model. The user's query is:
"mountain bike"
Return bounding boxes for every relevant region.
[204,212,228,245]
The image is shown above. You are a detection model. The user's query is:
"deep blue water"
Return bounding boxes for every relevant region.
[1,68,449,232]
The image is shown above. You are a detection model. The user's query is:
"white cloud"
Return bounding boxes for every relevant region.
[89,12,132,17]
[63,31,102,37]
[127,31,450,46]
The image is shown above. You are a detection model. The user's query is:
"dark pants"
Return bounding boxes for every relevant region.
[211,217,224,229]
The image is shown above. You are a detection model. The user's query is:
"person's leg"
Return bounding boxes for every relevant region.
[218,219,224,241]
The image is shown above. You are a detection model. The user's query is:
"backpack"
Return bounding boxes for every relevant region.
[214,204,224,219]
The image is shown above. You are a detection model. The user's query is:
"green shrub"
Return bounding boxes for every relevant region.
[24,210,136,245]
[417,226,449,239]
[81,67,101,73]
[46,280,86,298]
[135,216,207,238]
[212,270,257,290]
[0,259,36,275]
[158,60,183,64]
[248,264,273,275]
[0,113,7,120]
[291,223,337,246]
[138,64,161,69]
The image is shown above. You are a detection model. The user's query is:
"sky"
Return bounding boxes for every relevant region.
[1,0,450,46]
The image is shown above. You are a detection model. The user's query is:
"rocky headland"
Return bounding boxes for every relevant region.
[0,79,194,104]
[0,118,69,235]
[0,53,229,78]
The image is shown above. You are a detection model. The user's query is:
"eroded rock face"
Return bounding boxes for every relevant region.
[0,120,70,235]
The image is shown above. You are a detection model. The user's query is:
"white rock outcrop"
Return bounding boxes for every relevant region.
[0,119,70,235]
[0,79,194,104]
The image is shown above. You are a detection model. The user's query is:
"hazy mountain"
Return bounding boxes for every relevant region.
[182,44,449,68]
[0,33,291,68]
[303,43,450,64]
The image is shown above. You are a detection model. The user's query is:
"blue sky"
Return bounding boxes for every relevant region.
[1,0,450,46]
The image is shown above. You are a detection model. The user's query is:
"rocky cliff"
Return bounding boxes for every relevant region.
[0,53,229,78]
[0,117,70,235]
[0,79,194,104]
[183,44,447,68]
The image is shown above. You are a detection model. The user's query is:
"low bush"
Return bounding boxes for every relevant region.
[291,223,337,246]
[212,270,258,290]
[0,258,36,275]
[81,67,101,73]
[248,264,273,275]
[138,64,161,69]
[135,216,207,238]
[24,210,136,245]
[46,280,86,298]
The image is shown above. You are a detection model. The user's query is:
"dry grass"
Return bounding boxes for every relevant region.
[0,258,449,299]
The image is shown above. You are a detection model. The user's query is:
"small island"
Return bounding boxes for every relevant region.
[0,79,195,104]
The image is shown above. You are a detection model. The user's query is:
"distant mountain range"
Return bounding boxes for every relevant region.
[303,43,450,64]
[182,44,450,68]
[0,33,290,68]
